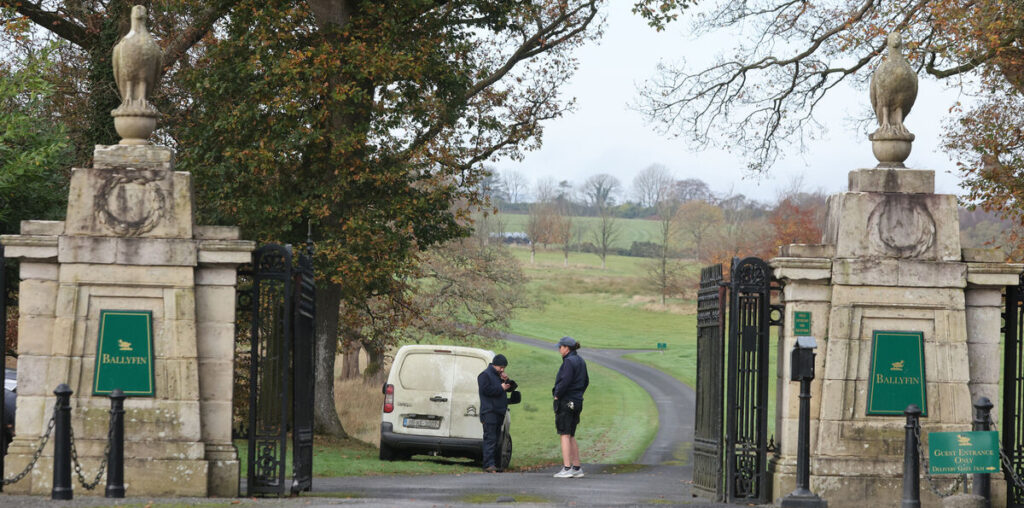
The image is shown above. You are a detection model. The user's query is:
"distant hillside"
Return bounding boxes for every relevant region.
[494,212,674,251]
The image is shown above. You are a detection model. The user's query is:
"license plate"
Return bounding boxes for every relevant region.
[403,418,441,429]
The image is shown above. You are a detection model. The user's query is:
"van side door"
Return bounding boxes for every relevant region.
[395,351,453,437]
[449,354,488,440]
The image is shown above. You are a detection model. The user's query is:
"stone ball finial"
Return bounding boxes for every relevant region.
[868,31,919,167]
[110,5,163,145]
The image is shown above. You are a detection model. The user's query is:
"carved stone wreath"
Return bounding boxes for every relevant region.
[94,169,167,236]
[867,195,936,258]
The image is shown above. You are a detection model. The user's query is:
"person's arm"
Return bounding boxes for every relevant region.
[552,362,575,399]
[479,371,505,398]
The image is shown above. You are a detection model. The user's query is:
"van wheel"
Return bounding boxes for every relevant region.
[380,442,396,461]
[498,431,512,471]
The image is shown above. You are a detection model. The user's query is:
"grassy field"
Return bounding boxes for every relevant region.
[507,247,698,350]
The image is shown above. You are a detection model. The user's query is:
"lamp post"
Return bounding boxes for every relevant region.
[781,336,827,508]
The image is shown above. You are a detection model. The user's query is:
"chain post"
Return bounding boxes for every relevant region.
[105,389,125,498]
[973,397,994,505]
[903,404,921,508]
[52,384,73,500]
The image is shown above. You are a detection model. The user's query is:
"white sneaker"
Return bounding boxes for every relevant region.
[571,467,584,478]
[553,467,574,478]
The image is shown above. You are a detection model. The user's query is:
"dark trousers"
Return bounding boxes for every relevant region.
[481,412,501,468]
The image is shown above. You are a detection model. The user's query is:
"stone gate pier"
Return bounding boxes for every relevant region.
[769,32,1022,508]
[0,6,253,497]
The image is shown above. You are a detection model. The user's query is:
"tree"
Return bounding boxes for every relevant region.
[676,200,722,262]
[703,193,774,267]
[0,47,74,234]
[582,174,622,268]
[649,173,682,304]
[768,179,828,252]
[634,0,1024,176]
[675,178,712,203]
[171,0,602,436]
[554,211,573,266]
[632,163,673,209]
[501,169,530,204]
[581,173,621,214]
[336,237,531,380]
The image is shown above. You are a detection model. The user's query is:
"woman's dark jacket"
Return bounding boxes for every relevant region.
[552,350,589,403]
[478,365,509,421]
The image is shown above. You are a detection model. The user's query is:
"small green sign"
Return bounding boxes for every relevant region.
[866,330,927,416]
[793,311,812,336]
[928,431,1000,474]
[657,342,667,350]
[93,310,155,396]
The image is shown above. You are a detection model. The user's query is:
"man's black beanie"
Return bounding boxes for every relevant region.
[492,354,508,366]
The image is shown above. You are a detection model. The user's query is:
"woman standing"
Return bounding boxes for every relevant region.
[552,336,589,478]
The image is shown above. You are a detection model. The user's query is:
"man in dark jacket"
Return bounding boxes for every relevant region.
[552,336,588,478]
[477,354,512,472]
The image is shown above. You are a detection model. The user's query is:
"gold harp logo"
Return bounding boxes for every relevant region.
[118,339,133,352]
[890,360,904,372]
[957,434,972,446]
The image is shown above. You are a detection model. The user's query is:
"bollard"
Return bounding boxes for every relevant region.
[52,384,73,501]
[972,397,994,507]
[902,404,921,508]
[105,389,126,498]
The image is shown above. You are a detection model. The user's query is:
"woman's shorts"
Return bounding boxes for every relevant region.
[555,399,583,436]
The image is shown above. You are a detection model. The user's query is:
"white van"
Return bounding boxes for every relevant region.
[379,345,513,469]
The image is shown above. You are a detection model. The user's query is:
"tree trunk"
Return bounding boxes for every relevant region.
[341,340,361,379]
[314,282,347,437]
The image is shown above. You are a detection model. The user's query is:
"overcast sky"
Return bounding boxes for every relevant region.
[495,2,967,203]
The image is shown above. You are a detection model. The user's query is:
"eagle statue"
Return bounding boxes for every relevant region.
[112,5,162,115]
[869,32,917,138]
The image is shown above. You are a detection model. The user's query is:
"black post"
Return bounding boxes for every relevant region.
[902,404,921,508]
[973,397,993,506]
[105,389,125,498]
[795,377,812,492]
[52,384,73,501]
[781,337,826,508]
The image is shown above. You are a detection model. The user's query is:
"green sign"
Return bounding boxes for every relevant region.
[866,330,926,416]
[793,311,812,336]
[657,342,667,350]
[928,431,1000,474]
[93,310,155,396]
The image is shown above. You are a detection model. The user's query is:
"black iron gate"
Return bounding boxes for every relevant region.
[693,256,781,504]
[1,243,6,488]
[1004,275,1024,507]
[693,264,725,500]
[238,243,315,496]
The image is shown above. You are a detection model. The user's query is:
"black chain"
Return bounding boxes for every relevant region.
[2,402,58,485]
[67,409,113,490]
[914,419,962,498]
[986,414,1024,490]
